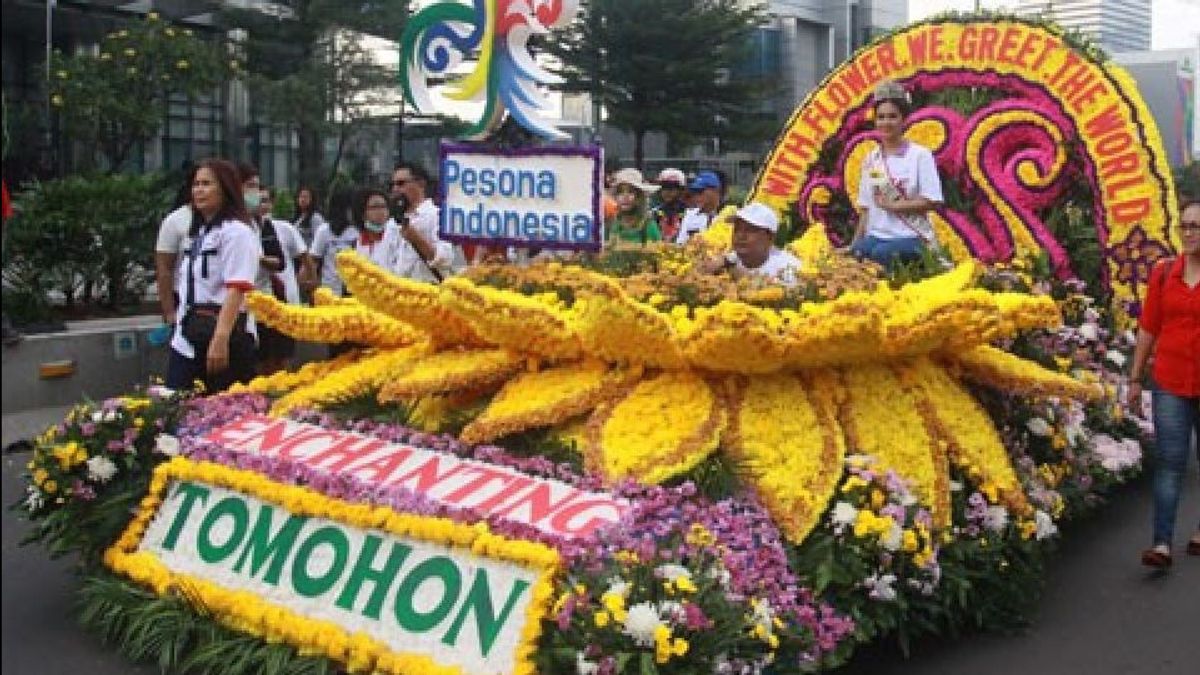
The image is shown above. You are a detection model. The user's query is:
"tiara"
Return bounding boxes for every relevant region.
[873,80,909,103]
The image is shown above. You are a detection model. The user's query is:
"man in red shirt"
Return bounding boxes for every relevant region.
[1127,198,1200,568]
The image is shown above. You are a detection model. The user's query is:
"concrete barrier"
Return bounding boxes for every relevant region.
[1,316,326,414]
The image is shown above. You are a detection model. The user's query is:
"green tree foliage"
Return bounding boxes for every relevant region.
[3,174,173,322]
[219,2,410,190]
[1175,160,1200,202]
[548,0,768,168]
[48,12,230,173]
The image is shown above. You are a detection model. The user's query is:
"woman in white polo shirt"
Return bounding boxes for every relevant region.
[851,80,944,268]
[166,158,262,393]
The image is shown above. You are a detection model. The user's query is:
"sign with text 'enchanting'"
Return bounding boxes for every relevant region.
[203,414,628,540]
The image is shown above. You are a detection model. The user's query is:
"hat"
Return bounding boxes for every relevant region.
[688,170,721,191]
[610,168,659,193]
[656,168,686,187]
[734,202,779,233]
[873,79,909,104]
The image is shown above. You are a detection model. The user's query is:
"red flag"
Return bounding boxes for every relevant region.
[1,180,12,221]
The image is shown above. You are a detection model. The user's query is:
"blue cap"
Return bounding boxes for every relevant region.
[688,171,721,191]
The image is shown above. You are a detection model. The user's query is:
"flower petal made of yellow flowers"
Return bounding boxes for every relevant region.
[898,358,1030,515]
[377,347,524,401]
[233,349,363,395]
[572,278,689,370]
[991,292,1062,338]
[460,360,638,444]
[682,301,793,374]
[439,277,582,361]
[271,346,429,415]
[778,294,888,369]
[336,249,484,347]
[725,373,845,543]
[584,371,724,484]
[840,363,950,525]
[246,291,424,348]
[943,345,1103,401]
[786,222,834,262]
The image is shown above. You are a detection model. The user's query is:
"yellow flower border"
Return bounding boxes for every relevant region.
[104,457,560,675]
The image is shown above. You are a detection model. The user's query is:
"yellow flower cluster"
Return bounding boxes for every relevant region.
[584,371,725,484]
[723,373,845,543]
[311,286,358,307]
[337,250,484,347]
[841,364,950,526]
[571,274,691,370]
[947,345,1103,401]
[440,278,582,360]
[654,624,690,663]
[231,350,362,395]
[105,458,559,675]
[272,346,429,416]
[460,360,637,444]
[246,291,424,348]
[898,359,1029,514]
[377,347,524,402]
[786,222,834,262]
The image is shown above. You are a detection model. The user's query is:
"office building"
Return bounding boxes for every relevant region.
[1017,0,1150,55]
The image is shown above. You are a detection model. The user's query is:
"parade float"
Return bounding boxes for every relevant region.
[17,10,1178,675]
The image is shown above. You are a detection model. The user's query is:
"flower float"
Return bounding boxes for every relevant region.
[242,249,1100,545]
[750,14,1180,321]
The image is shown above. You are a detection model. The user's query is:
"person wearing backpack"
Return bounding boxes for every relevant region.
[1128,198,1200,569]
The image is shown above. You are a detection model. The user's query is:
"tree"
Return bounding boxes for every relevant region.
[219,1,410,190]
[48,12,230,173]
[548,0,767,168]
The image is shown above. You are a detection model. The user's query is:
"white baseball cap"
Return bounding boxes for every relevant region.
[734,202,780,233]
[656,168,686,187]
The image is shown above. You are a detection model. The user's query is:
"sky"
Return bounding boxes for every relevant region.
[908,0,1200,50]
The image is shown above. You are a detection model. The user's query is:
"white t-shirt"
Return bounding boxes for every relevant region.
[674,207,717,244]
[170,219,262,359]
[389,198,456,283]
[727,248,802,287]
[293,211,327,246]
[856,142,943,241]
[258,218,307,304]
[155,205,194,286]
[309,222,361,296]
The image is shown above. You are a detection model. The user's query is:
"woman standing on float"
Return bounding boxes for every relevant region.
[851,80,944,268]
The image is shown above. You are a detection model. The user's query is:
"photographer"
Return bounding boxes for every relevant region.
[388,162,457,283]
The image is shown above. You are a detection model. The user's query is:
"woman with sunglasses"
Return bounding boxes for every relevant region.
[1128,198,1200,569]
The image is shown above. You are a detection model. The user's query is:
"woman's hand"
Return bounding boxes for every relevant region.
[207,334,230,375]
[1125,380,1144,416]
[873,188,898,211]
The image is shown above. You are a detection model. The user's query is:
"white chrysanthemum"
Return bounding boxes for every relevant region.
[983,505,1009,532]
[155,434,181,456]
[576,652,599,675]
[1078,323,1099,341]
[605,578,630,598]
[948,479,964,492]
[622,602,664,647]
[24,486,45,512]
[1025,417,1052,437]
[864,573,897,601]
[1105,350,1127,368]
[91,410,120,424]
[882,522,904,551]
[830,501,857,528]
[86,455,119,483]
[656,563,691,583]
[1034,510,1058,541]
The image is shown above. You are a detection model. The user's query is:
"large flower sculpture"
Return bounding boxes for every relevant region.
[241,249,1101,546]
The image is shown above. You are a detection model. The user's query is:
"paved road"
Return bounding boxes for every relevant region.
[3,407,1197,674]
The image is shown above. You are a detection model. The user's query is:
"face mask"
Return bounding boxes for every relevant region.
[244,190,261,210]
[363,219,385,233]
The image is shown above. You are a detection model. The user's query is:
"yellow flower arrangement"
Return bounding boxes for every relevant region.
[245,291,424,348]
[376,347,524,402]
[105,457,559,675]
[947,345,1103,401]
[272,346,430,416]
[440,277,582,360]
[232,350,362,395]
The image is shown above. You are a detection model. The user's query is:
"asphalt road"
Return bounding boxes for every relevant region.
[3,407,1197,675]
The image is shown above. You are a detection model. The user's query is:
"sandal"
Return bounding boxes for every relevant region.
[1187,540,1200,557]
[1141,546,1172,568]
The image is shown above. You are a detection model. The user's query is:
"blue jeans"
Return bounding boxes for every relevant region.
[1150,390,1200,547]
[850,235,925,268]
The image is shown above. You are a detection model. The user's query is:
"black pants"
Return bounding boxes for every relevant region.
[168,311,257,393]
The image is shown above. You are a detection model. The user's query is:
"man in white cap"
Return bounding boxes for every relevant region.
[700,202,802,287]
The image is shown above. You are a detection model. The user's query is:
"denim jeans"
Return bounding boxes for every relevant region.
[1150,390,1200,546]
[850,235,925,268]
